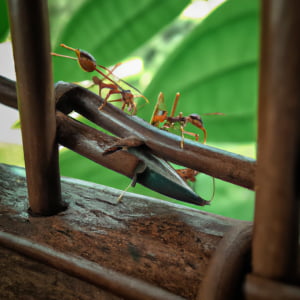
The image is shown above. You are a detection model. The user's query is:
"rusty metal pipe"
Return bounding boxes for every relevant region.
[252,0,300,283]
[7,1,63,215]
[0,231,184,300]
[56,111,140,178]
[56,82,256,190]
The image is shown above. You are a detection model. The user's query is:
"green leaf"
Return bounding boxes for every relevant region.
[142,0,260,143]
[0,0,9,42]
[11,119,21,129]
[48,0,87,47]
[0,142,24,166]
[52,0,189,82]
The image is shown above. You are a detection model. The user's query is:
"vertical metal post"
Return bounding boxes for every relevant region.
[8,0,64,215]
[252,0,300,282]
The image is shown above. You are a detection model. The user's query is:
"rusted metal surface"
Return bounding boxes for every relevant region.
[252,0,300,283]
[7,0,63,215]
[197,224,252,300]
[0,247,122,300]
[0,163,248,299]
[0,232,184,300]
[55,82,256,190]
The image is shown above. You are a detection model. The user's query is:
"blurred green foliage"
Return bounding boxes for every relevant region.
[1,0,258,220]
[0,0,9,41]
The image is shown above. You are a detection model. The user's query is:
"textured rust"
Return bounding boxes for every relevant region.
[0,232,184,300]
[0,246,121,300]
[0,163,247,299]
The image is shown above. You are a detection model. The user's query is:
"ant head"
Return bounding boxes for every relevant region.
[188,114,207,143]
[76,49,97,73]
[187,114,204,128]
[59,44,97,73]
[123,90,134,102]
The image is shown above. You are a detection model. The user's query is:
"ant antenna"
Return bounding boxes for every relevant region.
[170,92,181,118]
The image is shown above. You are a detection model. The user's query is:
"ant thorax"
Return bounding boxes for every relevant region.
[167,115,186,124]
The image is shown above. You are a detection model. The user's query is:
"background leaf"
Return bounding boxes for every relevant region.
[52,0,189,82]
[0,0,9,42]
[141,0,260,143]
[55,0,258,220]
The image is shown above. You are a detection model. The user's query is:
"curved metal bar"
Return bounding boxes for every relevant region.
[56,112,207,205]
[0,231,185,300]
[0,76,256,190]
[197,224,252,300]
[55,82,256,190]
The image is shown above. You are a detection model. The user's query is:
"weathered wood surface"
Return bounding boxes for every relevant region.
[0,163,248,299]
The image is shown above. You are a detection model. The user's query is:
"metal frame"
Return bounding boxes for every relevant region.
[2,0,300,299]
[7,0,64,215]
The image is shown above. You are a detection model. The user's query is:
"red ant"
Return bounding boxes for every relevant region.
[176,168,199,183]
[150,92,208,148]
[92,75,148,115]
[151,92,220,199]
[176,167,216,202]
[51,44,148,114]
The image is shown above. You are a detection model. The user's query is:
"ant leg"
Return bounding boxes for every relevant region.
[170,93,181,117]
[182,130,200,144]
[93,77,122,111]
[131,101,137,115]
[99,62,122,77]
[180,125,185,149]
[133,94,149,104]
[93,76,116,94]
[98,90,115,111]
[117,160,146,202]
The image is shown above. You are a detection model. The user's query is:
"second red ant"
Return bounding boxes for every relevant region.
[150,92,224,148]
[151,92,207,148]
